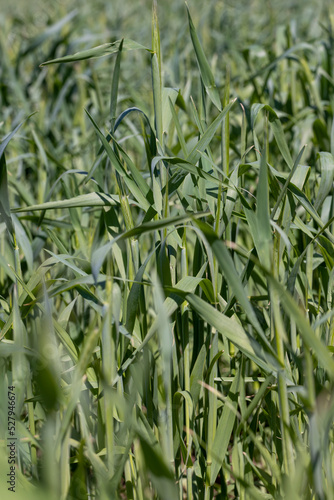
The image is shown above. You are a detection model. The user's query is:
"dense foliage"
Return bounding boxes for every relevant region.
[1,1,334,498]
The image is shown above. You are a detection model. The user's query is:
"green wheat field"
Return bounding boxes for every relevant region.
[1,0,334,498]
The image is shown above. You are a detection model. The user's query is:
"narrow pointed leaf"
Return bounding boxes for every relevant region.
[210,368,241,485]
[12,192,121,212]
[40,39,151,66]
[186,4,221,110]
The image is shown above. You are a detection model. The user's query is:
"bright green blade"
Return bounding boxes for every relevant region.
[40,39,151,66]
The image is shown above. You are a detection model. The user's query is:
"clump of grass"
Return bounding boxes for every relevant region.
[1,1,334,499]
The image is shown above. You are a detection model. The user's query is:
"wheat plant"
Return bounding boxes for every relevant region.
[0,1,334,499]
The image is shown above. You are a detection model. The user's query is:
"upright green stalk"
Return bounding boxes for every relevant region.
[205,330,218,495]
[271,286,294,476]
[181,230,193,498]
[102,260,116,477]
[222,67,230,179]
[151,0,169,243]
[151,0,163,148]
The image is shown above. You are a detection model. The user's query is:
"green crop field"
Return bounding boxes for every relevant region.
[1,0,334,498]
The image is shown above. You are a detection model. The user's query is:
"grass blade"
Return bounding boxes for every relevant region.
[40,39,151,66]
[186,3,221,110]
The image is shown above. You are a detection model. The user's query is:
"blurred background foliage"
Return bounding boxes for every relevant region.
[1,0,334,499]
